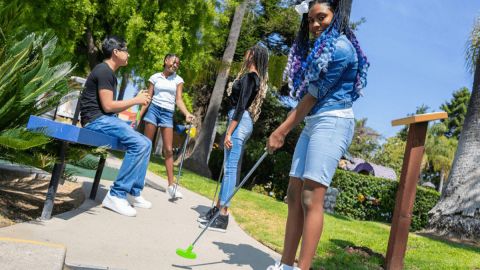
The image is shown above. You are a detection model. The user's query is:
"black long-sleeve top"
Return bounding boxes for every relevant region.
[226,72,260,121]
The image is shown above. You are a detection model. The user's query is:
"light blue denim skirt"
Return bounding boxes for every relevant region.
[289,115,354,187]
[143,103,174,128]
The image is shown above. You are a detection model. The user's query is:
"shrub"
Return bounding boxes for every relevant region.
[331,169,440,231]
[72,154,100,170]
[0,32,73,168]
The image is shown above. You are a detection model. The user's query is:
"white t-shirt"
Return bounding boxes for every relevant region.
[148,72,184,111]
[305,108,355,120]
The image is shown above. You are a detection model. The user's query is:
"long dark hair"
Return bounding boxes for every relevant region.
[284,0,369,100]
[227,44,269,122]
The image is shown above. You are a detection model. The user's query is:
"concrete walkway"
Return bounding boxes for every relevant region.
[0,156,280,269]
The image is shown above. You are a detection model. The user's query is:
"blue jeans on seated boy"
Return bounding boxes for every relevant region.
[85,115,152,217]
[200,110,253,232]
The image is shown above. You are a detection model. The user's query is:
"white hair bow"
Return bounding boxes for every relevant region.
[294,0,313,15]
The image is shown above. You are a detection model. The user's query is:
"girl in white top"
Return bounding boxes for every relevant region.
[139,54,194,199]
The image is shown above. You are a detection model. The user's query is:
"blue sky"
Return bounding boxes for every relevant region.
[350,1,480,138]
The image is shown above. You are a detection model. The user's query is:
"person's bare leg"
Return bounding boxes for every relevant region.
[216,200,228,215]
[297,179,327,270]
[280,177,304,267]
[160,127,174,186]
[143,122,157,142]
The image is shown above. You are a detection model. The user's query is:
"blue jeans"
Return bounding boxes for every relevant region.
[85,115,152,199]
[218,110,253,207]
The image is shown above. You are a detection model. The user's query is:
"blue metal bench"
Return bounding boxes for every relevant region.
[27,115,126,220]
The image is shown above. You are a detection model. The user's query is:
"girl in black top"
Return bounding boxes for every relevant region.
[197,45,269,232]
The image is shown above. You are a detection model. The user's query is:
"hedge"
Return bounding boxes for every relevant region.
[331,169,440,231]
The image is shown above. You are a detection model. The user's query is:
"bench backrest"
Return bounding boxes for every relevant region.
[27,115,126,151]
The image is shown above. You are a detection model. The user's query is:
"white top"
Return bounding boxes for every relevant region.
[148,72,184,111]
[305,108,354,120]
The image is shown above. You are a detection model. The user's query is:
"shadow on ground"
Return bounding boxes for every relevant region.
[190,205,211,216]
[0,177,84,226]
[310,239,384,270]
[172,241,275,269]
[55,181,109,221]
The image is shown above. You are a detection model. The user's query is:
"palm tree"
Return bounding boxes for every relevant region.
[429,17,480,240]
[0,2,73,169]
[183,0,250,177]
[424,124,457,193]
[348,118,380,161]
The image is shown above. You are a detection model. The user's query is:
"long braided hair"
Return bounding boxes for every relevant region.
[284,0,369,100]
[227,44,269,122]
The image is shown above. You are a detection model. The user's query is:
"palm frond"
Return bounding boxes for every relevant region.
[41,35,57,58]
[466,17,480,73]
[0,147,55,170]
[0,37,32,88]
[21,62,73,105]
[0,128,51,150]
[0,32,72,131]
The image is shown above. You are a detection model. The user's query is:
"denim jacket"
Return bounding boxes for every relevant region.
[307,34,359,115]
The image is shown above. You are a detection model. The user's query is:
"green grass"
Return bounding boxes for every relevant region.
[66,155,119,181]
[148,155,480,269]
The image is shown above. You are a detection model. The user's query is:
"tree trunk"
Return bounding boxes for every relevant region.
[86,29,100,70]
[429,56,480,240]
[438,170,445,194]
[182,0,249,178]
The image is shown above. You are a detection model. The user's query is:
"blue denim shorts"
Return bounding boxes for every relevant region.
[289,115,354,187]
[143,104,174,128]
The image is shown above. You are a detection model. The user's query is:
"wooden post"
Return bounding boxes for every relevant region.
[385,112,447,269]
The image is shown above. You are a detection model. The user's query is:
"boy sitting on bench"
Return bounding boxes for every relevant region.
[79,36,152,217]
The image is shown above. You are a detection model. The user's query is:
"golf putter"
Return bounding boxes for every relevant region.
[172,125,194,200]
[176,151,268,259]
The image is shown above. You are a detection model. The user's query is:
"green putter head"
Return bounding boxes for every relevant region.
[176,245,197,259]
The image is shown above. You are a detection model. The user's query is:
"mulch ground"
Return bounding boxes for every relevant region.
[0,176,84,228]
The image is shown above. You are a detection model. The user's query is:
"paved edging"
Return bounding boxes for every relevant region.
[0,237,66,270]
[0,162,50,181]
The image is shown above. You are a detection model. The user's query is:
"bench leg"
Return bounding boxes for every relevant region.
[41,142,68,220]
[90,157,106,200]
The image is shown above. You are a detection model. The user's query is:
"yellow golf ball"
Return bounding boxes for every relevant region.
[187,127,196,138]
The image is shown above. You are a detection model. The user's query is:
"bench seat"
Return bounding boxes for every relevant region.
[27,115,126,151]
[26,115,128,219]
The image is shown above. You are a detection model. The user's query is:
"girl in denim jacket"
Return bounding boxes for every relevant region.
[267,0,369,269]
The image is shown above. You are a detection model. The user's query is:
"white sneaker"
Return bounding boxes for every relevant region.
[102,192,136,217]
[266,261,300,270]
[167,185,183,199]
[128,195,152,209]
